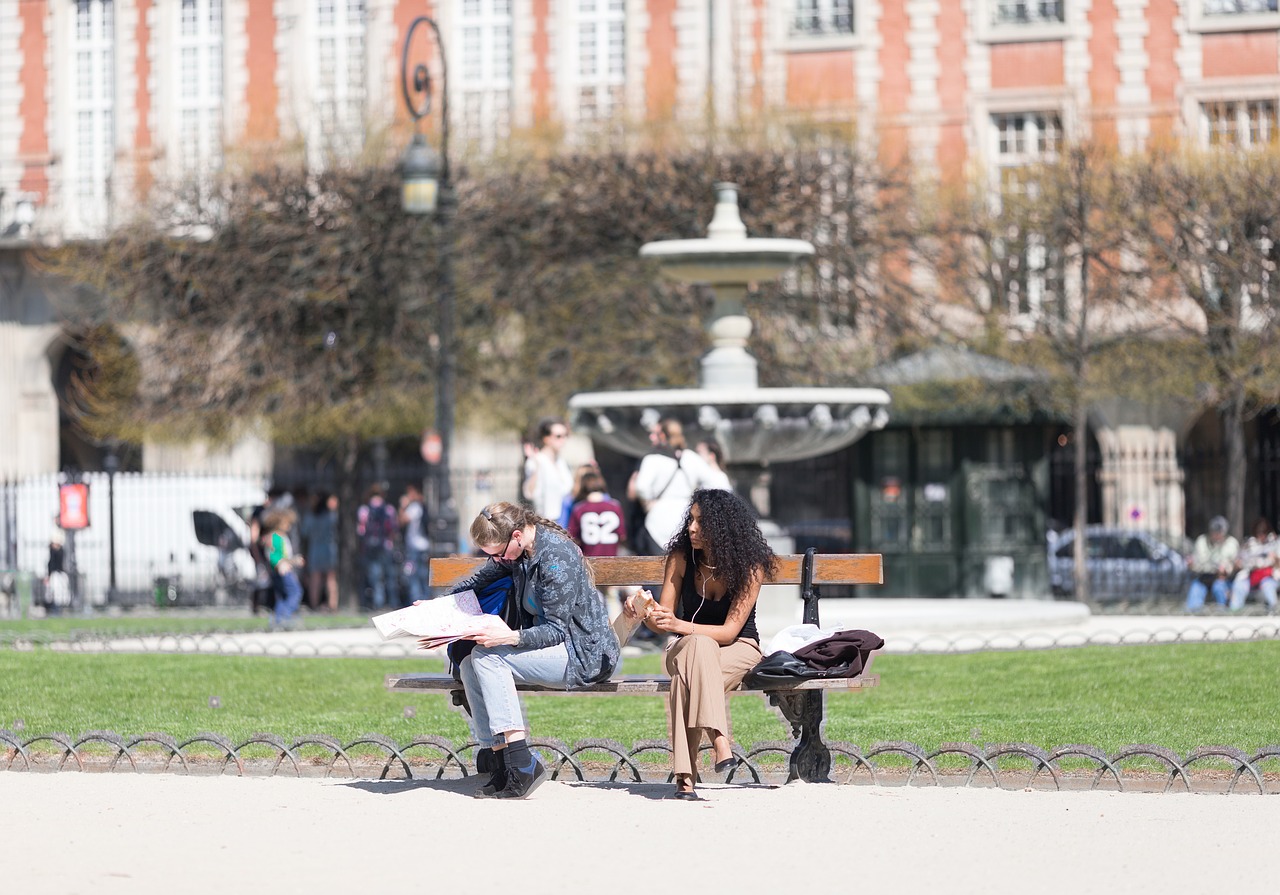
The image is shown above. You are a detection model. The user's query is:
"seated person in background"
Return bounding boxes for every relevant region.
[623,488,777,801]
[1230,517,1278,612]
[1185,515,1239,611]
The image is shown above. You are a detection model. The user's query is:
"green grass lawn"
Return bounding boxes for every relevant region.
[0,613,369,640]
[2,640,1277,754]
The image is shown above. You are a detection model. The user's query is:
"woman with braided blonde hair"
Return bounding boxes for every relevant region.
[434,501,620,799]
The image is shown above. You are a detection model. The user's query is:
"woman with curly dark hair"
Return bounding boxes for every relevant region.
[623,488,777,800]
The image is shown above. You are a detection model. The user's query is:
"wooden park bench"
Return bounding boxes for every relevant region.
[386,548,883,783]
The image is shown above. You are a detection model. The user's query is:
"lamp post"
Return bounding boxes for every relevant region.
[400,15,459,558]
[103,446,119,603]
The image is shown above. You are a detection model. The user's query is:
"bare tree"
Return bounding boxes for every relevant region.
[1123,148,1280,537]
[923,144,1164,600]
[1023,145,1139,601]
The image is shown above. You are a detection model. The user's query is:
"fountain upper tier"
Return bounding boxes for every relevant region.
[639,183,813,389]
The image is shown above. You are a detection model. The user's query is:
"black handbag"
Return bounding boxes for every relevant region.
[743,651,823,688]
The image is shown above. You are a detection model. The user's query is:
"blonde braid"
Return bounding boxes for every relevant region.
[471,501,594,586]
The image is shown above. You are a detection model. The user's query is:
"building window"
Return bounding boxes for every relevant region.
[791,0,854,37]
[457,0,513,149]
[313,0,366,155]
[997,232,1063,321]
[577,0,625,124]
[992,1,1065,25]
[993,111,1062,172]
[1191,1,1280,34]
[71,0,115,231]
[1202,1,1278,15]
[177,0,223,176]
[1202,99,1278,148]
[990,111,1064,324]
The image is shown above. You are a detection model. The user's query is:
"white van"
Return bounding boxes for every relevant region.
[1,472,266,607]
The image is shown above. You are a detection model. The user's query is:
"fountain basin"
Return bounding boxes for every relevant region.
[568,386,890,464]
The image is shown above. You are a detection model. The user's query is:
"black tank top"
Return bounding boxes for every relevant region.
[677,561,759,643]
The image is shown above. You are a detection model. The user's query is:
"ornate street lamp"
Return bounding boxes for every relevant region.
[400,15,459,558]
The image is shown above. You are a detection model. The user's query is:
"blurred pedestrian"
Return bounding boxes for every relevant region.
[628,418,716,554]
[1185,515,1239,611]
[568,469,626,558]
[399,483,431,603]
[568,468,629,619]
[559,461,601,527]
[696,440,733,491]
[522,417,574,521]
[357,485,400,610]
[302,492,340,613]
[44,532,70,615]
[261,508,305,630]
[248,487,289,615]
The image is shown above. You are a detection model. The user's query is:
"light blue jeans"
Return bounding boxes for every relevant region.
[1185,576,1229,611]
[1229,574,1278,611]
[404,548,430,603]
[363,549,399,609]
[273,571,304,625]
[458,642,571,747]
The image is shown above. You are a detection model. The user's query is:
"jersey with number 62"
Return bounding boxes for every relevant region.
[568,495,628,557]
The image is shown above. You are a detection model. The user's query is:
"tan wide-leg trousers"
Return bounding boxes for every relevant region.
[663,634,762,779]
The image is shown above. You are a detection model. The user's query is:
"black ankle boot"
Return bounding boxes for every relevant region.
[494,741,547,800]
[474,747,507,799]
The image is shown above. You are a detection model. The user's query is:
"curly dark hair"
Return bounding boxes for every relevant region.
[666,489,777,603]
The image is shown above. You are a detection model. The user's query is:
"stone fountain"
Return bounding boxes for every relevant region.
[569,182,890,491]
[569,183,891,628]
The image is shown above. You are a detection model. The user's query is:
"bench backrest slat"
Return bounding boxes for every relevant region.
[428,553,882,588]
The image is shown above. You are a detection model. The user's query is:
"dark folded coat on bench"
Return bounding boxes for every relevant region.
[743,629,884,687]
[793,629,884,678]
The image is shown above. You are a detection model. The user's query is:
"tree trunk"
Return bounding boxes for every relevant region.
[338,434,363,613]
[1072,397,1090,602]
[1223,384,1247,538]
[1071,168,1092,603]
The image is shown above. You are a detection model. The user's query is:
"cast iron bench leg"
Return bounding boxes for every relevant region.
[769,689,831,783]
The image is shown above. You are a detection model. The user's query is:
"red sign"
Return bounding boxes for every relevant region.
[421,430,443,465]
[881,477,901,504]
[59,482,90,530]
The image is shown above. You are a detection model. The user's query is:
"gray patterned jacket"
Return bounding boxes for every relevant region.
[451,526,620,687]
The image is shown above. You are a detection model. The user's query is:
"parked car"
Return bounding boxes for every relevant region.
[1048,527,1189,601]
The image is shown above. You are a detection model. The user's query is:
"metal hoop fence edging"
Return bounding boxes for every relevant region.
[4,730,1279,793]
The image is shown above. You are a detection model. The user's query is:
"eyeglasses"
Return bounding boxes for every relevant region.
[548,430,568,440]
[482,532,517,567]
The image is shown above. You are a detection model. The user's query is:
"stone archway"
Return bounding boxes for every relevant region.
[0,248,62,477]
